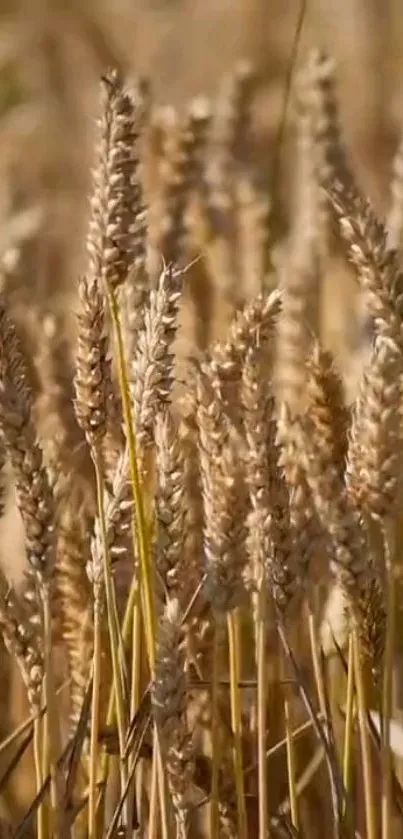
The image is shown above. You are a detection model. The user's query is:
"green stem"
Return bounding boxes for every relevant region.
[106,284,170,837]
[106,284,156,672]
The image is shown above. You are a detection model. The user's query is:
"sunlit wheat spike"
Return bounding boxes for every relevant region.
[88,69,146,291]
[347,333,402,521]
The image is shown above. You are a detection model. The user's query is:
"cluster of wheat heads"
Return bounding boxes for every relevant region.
[1,49,403,839]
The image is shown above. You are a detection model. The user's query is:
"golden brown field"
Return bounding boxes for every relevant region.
[1,1,403,837]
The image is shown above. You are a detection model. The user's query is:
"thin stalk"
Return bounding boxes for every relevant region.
[93,452,128,802]
[308,610,327,720]
[308,608,344,834]
[352,628,376,839]
[279,746,325,815]
[41,586,62,833]
[103,523,155,744]
[106,284,156,671]
[284,698,299,830]
[271,0,307,189]
[3,680,71,758]
[148,731,159,839]
[130,598,142,719]
[106,285,170,836]
[126,596,142,837]
[105,527,153,730]
[227,609,247,839]
[244,716,322,776]
[256,585,269,839]
[342,636,355,822]
[156,734,171,839]
[277,617,344,826]
[88,595,102,839]
[41,686,48,787]
[107,582,138,724]
[99,583,139,791]
[210,622,221,839]
[33,718,45,839]
[14,682,70,839]
[382,526,397,839]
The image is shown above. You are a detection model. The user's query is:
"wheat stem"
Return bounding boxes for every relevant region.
[130,598,142,718]
[148,731,159,839]
[227,609,247,839]
[210,622,221,839]
[93,453,128,803]
[257,586,269,839]
[126,597,142,836]
[284,697,299,830]
[352,628,376,839]
[106,284,156,671]
[106,285,172,838]
[88,596,102,839]
[108,584,139,721]
[342,635,355,824]
[381,524,397,839]
[33,717,45,839]
[308,610,327,719]
[42,586,62,833]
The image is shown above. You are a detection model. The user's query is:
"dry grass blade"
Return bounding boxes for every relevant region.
[62,676,93,825]
[15,734,77,839]
[276,618,344,835]
[105,759,139,839]
[0,728,34,796]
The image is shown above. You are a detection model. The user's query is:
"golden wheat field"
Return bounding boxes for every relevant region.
[3,1,403,838]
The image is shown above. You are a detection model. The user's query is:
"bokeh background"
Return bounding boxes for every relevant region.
[0,0,403,823]
[1,0,402,301]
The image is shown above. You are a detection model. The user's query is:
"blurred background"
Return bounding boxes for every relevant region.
[0,0,402,303]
